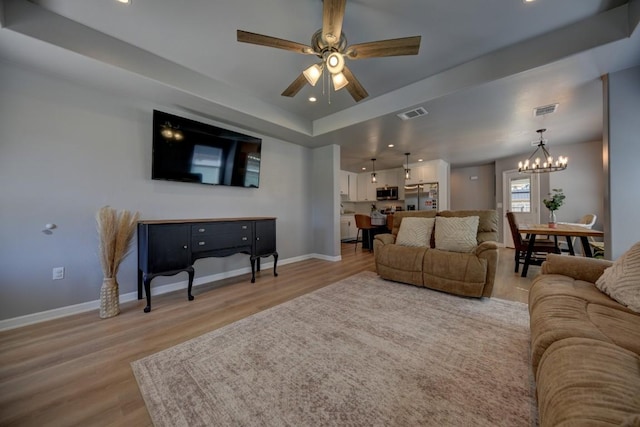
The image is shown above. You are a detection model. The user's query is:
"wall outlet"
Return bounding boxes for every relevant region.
[52,267,64,280]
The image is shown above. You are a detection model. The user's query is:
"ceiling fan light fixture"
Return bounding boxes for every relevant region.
[325,52,345,74]
[332,72,349,91]
[303,63,323,86]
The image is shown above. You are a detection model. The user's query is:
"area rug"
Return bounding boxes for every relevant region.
[132,271,537,426]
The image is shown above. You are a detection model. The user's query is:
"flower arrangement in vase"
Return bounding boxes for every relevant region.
[543,188,565,228]
[96,206,139,318]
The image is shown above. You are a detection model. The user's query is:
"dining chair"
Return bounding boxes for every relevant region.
[354,214,376,252]
[506,212,560,273]
[558,214,597,255]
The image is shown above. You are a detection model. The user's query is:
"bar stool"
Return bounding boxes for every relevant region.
[354,214,375,252]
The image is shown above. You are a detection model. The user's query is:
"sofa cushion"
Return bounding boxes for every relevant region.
[434,216,479,253]
[422,249,487,297]
[395,217,435,247]
[536,337,640,426]
[437,210,499,243]
[391,210,437,236]
[528,276,640,373]
[596,241,640,313]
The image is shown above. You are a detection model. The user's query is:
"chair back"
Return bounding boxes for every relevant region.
[506,212,525,250]
[577,214,597,228]
[354,214,372,229]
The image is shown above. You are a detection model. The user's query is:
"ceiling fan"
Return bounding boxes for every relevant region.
[237,0,421,102]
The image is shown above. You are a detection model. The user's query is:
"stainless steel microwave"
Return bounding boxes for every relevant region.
[376,186,399,200]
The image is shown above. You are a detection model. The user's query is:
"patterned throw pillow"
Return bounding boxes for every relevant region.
[595,241,640,313]
[396,217,435,247]
[434,216,479,253]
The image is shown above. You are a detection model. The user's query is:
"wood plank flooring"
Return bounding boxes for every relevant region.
[0,245,534,426]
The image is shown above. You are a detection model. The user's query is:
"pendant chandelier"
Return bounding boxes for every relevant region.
[518,129,567,173]
[370,158,377,183]
[404,153,411,180]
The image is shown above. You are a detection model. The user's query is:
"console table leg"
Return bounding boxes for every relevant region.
[250,257,256,283]
[143,275,152,313]
[137,269,143,300]
[187,267,195,301]
[273,252,279,277]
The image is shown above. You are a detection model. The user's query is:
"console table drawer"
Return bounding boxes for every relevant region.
[191,221,252,236]
[191,233,251,252]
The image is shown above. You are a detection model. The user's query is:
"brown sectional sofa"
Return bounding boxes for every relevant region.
[373,210,499,298]
[529,254,640,426]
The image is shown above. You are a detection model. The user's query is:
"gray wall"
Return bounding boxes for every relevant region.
[494,140,602,243]
[0,60,318,321]
[311,145,341,258]
[450,164,495,211]
[548,140,604,229]
[604,65,640,259]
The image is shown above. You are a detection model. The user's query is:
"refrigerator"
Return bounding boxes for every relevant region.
[404,183,439,211]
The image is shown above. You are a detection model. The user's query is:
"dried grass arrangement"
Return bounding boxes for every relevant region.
[96,206,140,319]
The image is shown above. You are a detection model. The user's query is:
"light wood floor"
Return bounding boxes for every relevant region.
[0,245,535,426]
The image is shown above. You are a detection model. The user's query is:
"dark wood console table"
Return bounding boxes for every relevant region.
[137,217,278,312]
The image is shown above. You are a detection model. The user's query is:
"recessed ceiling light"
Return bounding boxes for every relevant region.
[418,159,424,162]
[116,0,131,4]
[308,96,317,102]
[361,167,366,171]
[523,0,535,3]
[388,144,394,148]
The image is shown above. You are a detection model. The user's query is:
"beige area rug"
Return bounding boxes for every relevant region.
[132,271,537,426]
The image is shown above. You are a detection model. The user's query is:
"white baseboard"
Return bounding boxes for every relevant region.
[0,253,338,332]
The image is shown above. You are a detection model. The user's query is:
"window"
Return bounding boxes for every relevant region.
[510,178,531,213]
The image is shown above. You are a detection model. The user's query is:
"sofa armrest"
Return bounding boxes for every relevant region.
[475,241,498,256]
[374,233,396,245]
[475,241,499,298]
[541,254,613,283]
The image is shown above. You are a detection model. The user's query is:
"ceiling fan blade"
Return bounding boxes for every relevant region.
[342,66,369,102]
[281,73,308,97]
[322,0,346,46]
[237,30,315,54]
[345,36,421,59]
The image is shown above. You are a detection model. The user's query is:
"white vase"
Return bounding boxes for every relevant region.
[548,210,557,228]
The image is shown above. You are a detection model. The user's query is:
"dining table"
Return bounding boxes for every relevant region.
[517,223,604,277]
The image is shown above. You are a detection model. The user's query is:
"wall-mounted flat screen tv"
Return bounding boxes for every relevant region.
[152,110,262,188]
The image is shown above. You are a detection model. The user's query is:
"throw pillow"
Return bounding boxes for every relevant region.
[595,241,640,313]
[396,217,435,247]
[434,216,479,253]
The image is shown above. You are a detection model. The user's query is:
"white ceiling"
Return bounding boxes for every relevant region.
[1,0,639,172]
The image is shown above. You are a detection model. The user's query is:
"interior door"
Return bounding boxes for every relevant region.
[503,170,540,248]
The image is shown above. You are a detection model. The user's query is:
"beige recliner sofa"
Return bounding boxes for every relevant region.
[373,210,499,298]
[529,254,640,426]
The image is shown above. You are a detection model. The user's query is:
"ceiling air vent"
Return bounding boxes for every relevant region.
[397,107,428,121]
[533,103,559,117]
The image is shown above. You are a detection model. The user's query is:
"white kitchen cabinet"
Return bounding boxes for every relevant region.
[357,173,376,202]
[340,171,358,201]
[376,169,400,188]
[340,215,357,240]
[340,170,349,196]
